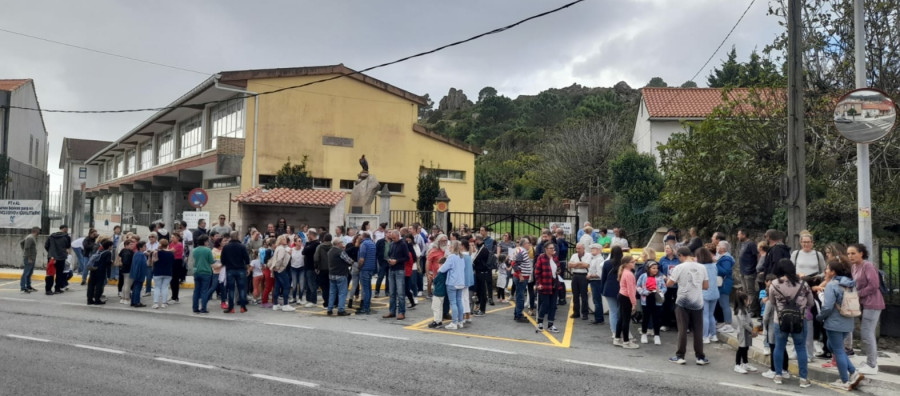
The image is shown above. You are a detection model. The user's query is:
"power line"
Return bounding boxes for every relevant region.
[1,0,585,114]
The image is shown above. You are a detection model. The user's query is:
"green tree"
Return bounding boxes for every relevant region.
[478,86,498,103]
[416,167,440,212]
[645,77,668,88]
[680,80,699,88]
[707,47,784,87]
[609,150,666,247]
[267,156,313,189]
[417,93,434,121]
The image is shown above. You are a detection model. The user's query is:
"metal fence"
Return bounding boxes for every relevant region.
[390,210,579,240]
[881,245,900,304]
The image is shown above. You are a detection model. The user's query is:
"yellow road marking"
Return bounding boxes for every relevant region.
[561,302,575,348]
[409,326,565,347]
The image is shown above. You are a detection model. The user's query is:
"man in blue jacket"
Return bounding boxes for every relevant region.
[382,230,408,320]
[357,232,377,314]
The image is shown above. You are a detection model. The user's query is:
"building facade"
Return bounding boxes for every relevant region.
[0,79,50,205]
[83,65,477,235]
[59,138,111,235]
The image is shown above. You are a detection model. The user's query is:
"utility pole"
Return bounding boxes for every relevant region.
[786,0,807,248]
[853,0,873,251]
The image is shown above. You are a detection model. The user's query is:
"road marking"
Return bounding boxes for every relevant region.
[409,326,562,347]
[74,344,125,354]
[717,382,798,395]
[0,280,19,287]
[265,322,314,330]
[561,301,575,348]
[447,343,516,355]
[561,359,645,373]
[251,374,318,388]
[0,297,37,302]
[155,357,217,369]
[6,334,51,342]
[61,302,83,306]
[349,331,408,341]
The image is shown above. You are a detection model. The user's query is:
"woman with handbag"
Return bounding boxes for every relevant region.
[817,259,864,390]
[848,243,885,375]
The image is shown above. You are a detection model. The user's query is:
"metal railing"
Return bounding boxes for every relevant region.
[880,245,900,304]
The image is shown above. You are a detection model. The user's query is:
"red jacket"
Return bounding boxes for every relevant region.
[533,253,557,295]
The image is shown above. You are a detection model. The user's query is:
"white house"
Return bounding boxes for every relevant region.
[0,79,49,203]
[59,138,112,234]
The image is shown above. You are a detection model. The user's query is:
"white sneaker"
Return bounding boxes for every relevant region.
[716,322,726,329]
[457,321,464,329]
[762,370,776,379]
[654,335,661,345]
[742,363,758,372]
[281,305,296,312]
[622,341,640,349]
[764,345,771,356]
[734,364,748,374]
[640,334,648,344]
[782,372,791,379]
[613,338,623,346]
[413,297,419,305]
[703,336,710,344]
[660,326,668,332]
[858,364,879,375]
[304,302,315,308]
[161,304,168,309]
[273,304,281,311]
[829,380,850,391]
[710,335,719,342]
[152,304,159,309]
[445,323,458,330]
[721,325,735,333]
[120,299,127,304]
[417,291,423,297]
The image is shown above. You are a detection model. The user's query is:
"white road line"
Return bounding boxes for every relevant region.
[447,343,516,355]
[265,322,314,330]
[6,334,51,342]
[0,297,37,302]
[155,357,217,369]
[251,374,318,388]
[349,332,408,341]
[561,359,645,373]
[60,302,83,306]
[718,382,798,395]
[74,344,125,354]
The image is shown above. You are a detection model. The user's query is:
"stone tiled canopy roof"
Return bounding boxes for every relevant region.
[232,187,346,207]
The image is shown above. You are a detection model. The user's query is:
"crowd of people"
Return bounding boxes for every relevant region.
[26,218,885,391]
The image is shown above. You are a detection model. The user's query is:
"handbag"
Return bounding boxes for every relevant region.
[716,276,724,287]
[654,290,665,305]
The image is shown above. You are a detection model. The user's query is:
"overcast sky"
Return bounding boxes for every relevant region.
[0,0,783,191]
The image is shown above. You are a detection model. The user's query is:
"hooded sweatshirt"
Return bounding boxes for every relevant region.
[816,275,858,333]
[44,232,71,261]
[716,253,735,294]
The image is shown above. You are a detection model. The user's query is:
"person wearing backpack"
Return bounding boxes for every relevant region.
[770,258,813,388]
[848,243,885,375]
[87,240,114,305]
[817,259,864,390]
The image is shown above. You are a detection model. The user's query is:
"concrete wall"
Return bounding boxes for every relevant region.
[205,186,241,229]
[0,234,49,268]
[7,157,49,200]
[242,75,476,212]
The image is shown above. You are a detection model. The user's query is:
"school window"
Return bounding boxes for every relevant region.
[106,160,114,181]
[139,142,153,170]
[179,115,202,158]
[115,155,124,178]
[157,130,174,164]
[421,167,465,181]
[125,150,135,175]
[339,179,356,191]
[209,98,244,148]
[206,176,240,189]
[311,178,332,189]
[383,182,404,194]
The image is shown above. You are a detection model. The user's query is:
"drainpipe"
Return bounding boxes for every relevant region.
[214,76,259,188]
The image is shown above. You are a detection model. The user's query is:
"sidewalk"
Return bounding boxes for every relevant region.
[716,321,900,392]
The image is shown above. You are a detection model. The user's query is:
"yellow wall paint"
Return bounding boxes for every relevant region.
[240,75,475,212]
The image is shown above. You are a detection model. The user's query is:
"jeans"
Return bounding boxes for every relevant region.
[304,269,318,303]
[328,275,349,312]
[290,267,304,300]
[360,270,374,312]
[513,277,528,319]
[388,270,406,315]
[21,258,34,290]
[110,266,119,286]
[537,293,558,324]
[717,293,732,324]
[827,329,857,383]
[152,275,172,304]
[130,276,144,305]
[349,272,360,300]
[448,286,464,324]
[589,280,604,322]
[192,273,213,312]
[675,306,705,359]
[860,308,882,368]
[73,248,85,278]
[274,270,291,306]
[375,263,388,295]
[605,296,620,335]
[408,269,419,296]
[703,300,717,338]
[226,270,248,309]
[774,326,808,378]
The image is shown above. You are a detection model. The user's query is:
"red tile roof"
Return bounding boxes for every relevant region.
[0,79,31,91]
[232,187,346,207]
[642,87,785,119]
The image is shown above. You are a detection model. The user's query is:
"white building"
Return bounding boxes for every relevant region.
[59,138,111,234]
[0,79,50,226]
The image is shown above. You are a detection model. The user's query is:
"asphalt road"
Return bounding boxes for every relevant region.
[0,282,852,396]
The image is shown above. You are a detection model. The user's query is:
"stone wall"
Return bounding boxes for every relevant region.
[0,234,49,268]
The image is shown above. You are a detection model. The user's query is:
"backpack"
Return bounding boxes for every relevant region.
[775,283,805,334]
[837,286,862,318]
[86,251,103,271]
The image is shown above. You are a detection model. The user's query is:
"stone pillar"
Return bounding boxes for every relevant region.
[162,191,175,233]
[378,184,392,227]
[435,188,451,232]
[576,193,589,227]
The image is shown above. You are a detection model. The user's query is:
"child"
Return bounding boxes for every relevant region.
[495,254,509,303]
[45,258,57,295]
[259,238,274,308]
[428,257,448,328]
[615,256,638,349]
[733,290,759,374]
[249,251,263,304]
[63,253,76,290]
[637,261,666,345]
[761,274,790,379]
[759,277,770,356]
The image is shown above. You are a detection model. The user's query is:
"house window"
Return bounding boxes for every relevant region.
[179,115,202,158]
[311,178,332,189]
[206,177,240,189]
[98,164,105,182]
[139,142,153,170]
[78,167,87,179]
[113,194,121,213]
[210,98,244,148]
[116,155,124,178]
[125,150,135,175]
[422,167,465,181]
[339,179,356,191]
[157,130,174,164]
[106,160,114,181]
[383,182,404,194]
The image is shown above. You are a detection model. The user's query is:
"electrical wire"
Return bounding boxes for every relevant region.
[0,0,585,114]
